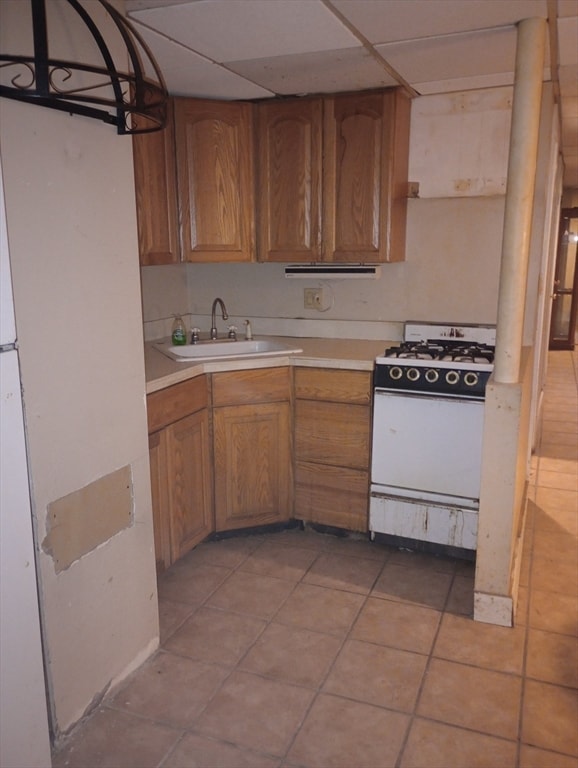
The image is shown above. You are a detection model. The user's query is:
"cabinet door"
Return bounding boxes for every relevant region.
[323,90,410,263]
[257,98,323,262]
[175,98,255,263]
[213,402,291,531]
[166,410,213,561]
[133,99,180,265]
[148,431,171,572]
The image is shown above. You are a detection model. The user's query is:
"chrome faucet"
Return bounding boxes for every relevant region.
[210,297,229,339]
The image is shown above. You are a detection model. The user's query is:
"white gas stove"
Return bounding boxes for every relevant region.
[370,322,496,558]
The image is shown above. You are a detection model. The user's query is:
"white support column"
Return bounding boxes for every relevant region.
[493,17,547,384]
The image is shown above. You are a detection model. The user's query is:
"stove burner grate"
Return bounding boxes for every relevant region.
[384,340,494,365]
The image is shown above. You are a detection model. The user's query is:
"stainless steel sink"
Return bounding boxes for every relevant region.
[154,338,303,362]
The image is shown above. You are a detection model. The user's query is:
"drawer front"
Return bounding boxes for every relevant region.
[295,460,368,532]
[147,376,208,433]
[295,399,370,469]
[212,366,291,406]
[294,367,371,404]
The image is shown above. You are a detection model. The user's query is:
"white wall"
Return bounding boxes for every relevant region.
[0,1,158,737]
[141,86,512,339]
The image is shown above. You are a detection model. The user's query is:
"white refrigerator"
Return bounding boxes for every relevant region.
[0,156,51,766]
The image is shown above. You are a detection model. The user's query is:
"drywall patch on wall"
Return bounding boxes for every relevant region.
[43,466,133,573]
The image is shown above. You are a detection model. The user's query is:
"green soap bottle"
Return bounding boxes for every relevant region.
[171,315,187,346]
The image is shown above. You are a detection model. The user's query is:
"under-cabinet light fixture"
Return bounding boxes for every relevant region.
[0,0,168,134]
[284,264,382,279]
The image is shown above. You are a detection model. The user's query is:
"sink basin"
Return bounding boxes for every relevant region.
[155,338,303,362]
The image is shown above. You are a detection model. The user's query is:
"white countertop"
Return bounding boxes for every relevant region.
[145,336,394,394]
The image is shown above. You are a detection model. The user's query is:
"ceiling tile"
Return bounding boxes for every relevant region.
[331,0,547,44]
[377,27,517,86]
[129,0,360,63]
[227,47,398,96]
[131,23,274,99]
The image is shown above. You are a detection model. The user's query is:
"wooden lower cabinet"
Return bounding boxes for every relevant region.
[147,377,212,571]
[211,367,292,531]
[148,430,171,572]
[213,401,291,531]
[294,367,371,532]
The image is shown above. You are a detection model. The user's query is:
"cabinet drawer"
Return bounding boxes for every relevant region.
[294,367,371,405]
[212,367,291,407]
[295,399,370,469]
[147,376,208,433]
[295,460,368,532]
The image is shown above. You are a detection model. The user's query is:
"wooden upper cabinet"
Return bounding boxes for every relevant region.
[132,99,180,266]
[256,98,323,262]
[323,89,410,263]
[174,98,256,263]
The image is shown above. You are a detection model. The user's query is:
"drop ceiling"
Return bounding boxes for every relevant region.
[126,0,578,188]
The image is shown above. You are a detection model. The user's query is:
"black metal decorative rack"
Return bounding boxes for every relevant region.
[0,0,168,134]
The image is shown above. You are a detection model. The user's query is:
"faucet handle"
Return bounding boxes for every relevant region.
[191,327,200,344]
[227,325,237,340]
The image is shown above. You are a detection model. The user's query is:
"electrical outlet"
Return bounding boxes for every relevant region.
[304,287,321,309]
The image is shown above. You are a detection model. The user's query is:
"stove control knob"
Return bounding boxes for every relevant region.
[389,366,403,380]
[407,367,420,382]
[425,368,439,383]
[464,371,479,387]
[445,370,460,386]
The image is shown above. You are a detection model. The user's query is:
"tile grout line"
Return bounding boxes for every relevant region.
[393,563,458,768]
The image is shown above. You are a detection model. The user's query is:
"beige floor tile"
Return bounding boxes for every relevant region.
[206,570,295,619]
[239,542,319,582]
[163,606,266,666]
[538,457,578,475]
[433,613,526,674]
[445,575,474,616]
[109,650,228,727]
[351,596,441,655]
[522,679,578,756]
[387,549,457,574]
[264,528,332,550]
[162,732,281,768]
[400,717,517,768]
[531,556,578,595]
[541,418,578,435]
[274,582,364,636]
[535,486,578,516]
[537,469,578,491]
[157,562,231,605]
[51,707,181,768]
[195,670,314,757]
[287,693,409,768]
[158,598,196,644]
[372,562,453,610]
[529,589,578,635]
[541,431,578,447]
[526,628,578,688]
[302,552,384,594]
[417,658,522,740]
[183,535,263,568]
[322,535,391,561]
[519,744,578,768]
[239,621,341,688]
[533,529,578,562]
[323,639,427,712]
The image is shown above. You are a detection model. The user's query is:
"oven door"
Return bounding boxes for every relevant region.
[370,390,485,506]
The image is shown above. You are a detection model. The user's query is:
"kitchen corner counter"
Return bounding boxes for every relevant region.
[145,336,392,394]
